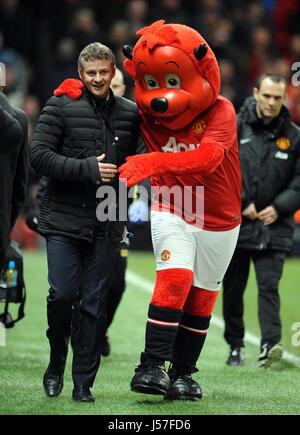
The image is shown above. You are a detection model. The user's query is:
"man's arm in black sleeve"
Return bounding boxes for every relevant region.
[30,96,101,185]
[25,175,48,232]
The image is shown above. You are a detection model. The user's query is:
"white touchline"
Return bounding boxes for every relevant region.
[126,270,300,368]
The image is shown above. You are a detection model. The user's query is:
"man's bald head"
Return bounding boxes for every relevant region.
[111,68,126,97]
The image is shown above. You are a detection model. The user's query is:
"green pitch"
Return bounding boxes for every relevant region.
[0,250,299,415]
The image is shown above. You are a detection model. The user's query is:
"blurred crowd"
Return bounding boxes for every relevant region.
[1,0,300,248]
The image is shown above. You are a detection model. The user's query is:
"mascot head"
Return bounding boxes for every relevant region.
[123,20,220,130]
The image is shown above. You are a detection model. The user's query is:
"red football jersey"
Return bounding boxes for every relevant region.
[140,96,242,231]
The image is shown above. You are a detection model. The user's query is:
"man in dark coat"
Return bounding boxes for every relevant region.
[30,43,140,402]
[0,90,28,271]
[223,73,300,368]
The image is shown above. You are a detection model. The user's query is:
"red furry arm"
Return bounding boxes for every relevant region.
[157,142,224,174]
[118,142,224,187]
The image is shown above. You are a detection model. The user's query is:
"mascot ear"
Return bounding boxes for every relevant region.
[123,58,136,80]
[122,45,136,80]
[194,43,208,61]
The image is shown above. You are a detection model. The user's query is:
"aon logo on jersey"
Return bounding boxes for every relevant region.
[162,137,200,153]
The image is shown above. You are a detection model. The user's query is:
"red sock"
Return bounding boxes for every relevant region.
[184,286,219,317]
[151,268,194,310]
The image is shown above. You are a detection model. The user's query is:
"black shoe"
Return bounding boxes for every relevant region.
[72,386,95,402]
[226,347,245,366]
[165,367,202,401]
[258,343,283,368]
[43,367,64,397]
[101,334,111,357]
[130,359,170,395]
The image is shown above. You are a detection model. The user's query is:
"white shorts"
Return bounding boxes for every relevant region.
[151,211,240,290]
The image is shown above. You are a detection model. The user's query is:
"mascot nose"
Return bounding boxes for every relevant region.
[151,98,169,113]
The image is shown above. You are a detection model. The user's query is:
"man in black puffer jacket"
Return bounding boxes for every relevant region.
[0,89,28,272]
[223,73,300,368]
[30,43,141,402]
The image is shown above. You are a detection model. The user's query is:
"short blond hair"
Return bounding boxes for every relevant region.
[78,42,116,69]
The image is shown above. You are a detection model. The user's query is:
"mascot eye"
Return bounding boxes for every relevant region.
[165,73,181,89]
[144,74,159,90]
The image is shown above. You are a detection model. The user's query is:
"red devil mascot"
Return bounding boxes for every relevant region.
[119,20,242,401]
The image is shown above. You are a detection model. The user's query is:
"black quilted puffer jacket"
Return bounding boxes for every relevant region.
[30,88,140,243]
[237,97,300,252]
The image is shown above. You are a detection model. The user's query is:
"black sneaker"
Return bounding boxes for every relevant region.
[226,347,245,366]
[258,343,283,368]
[101,334,111,357]
[165,367,202,401]
[130,360,170,395]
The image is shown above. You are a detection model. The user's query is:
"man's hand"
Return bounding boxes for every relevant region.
[97,154,117,183]
[257,206,278,225]
[242,203,258,220]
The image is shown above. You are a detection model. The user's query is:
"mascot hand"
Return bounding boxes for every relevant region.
[118,153,160,187]
[54,79,83,99]
[119,143,225,187]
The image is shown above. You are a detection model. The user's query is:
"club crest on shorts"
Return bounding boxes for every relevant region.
[161,249,171,261]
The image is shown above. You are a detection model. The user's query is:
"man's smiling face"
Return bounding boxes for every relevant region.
[78,59,115,99]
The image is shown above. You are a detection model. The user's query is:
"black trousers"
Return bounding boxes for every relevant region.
[106,249,127,329]
[71,248,128,340]
[223,248,286,349]
[46,235,116,387]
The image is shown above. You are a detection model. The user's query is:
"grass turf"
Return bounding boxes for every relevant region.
[0,250,299,415]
